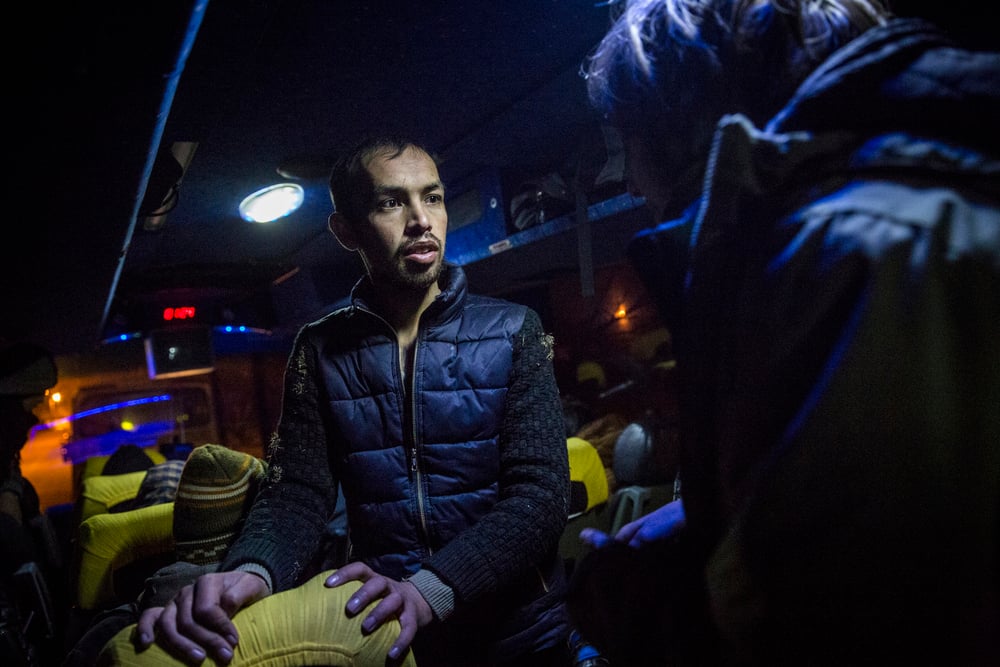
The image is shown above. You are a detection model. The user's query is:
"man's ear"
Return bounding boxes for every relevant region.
[329,212,358,251]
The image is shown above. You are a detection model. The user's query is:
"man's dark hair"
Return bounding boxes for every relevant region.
[328,135,438,224]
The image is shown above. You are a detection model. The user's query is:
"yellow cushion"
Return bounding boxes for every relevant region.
[98,570,419,666]
[79,471,149,523]
[568,436,610,515]
[77,502,175,610]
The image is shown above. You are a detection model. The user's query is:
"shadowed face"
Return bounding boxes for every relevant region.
[623,129,707,223]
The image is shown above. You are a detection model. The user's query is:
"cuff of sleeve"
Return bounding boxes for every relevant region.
[405,568,455,622]
[235,563,273,595]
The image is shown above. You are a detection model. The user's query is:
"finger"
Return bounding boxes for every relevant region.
[633,516,675,546]
[326,562,374,587]
[579,527,610,549]
[346,577,391,618]
[615,520,643,546]
[135,606,164,648]
[360,589,405,634]
[193,578,246,644]
[154,600,211,665]
[172,588,237,665]
[387,609,417,662]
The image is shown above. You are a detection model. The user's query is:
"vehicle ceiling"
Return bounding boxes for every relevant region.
[8,0,643,357]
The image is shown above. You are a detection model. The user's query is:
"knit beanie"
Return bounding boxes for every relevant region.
[173,444,267,565]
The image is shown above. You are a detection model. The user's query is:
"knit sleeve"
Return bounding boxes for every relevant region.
[420,307,570,604]
[221,328,340,591]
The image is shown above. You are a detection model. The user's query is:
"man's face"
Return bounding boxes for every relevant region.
[356,146,448,291]
[624,133,672,220]
[623,130,707,222]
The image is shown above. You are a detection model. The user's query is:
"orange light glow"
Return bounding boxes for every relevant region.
[614,304,627,320]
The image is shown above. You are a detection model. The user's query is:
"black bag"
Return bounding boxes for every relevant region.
[508,172,574,232]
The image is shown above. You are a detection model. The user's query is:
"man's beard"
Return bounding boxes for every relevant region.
[394,259,441,291]
[378,245,443,292]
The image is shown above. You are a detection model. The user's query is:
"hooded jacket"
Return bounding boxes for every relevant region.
[223,263,570,664]
[631,17,999,663]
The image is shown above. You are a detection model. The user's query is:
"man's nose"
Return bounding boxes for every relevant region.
[406,202,431,230]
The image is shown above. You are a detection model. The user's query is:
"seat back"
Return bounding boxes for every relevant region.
[612,419,676,486]
[74,448,166,498]
[561,436,612,574]
[77,471,148,523]
[567,436,610,516]
[75,501,175,610]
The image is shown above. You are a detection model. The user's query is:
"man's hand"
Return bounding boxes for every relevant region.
[579,498,687,550]
[326,562,434,661]
[135,570,269,665]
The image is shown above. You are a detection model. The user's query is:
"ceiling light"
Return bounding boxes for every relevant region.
[239,183,304,223]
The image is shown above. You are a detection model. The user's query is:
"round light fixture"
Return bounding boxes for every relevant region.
[239,183,305,223]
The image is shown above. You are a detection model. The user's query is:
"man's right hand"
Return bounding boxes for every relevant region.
[579,498,687,550]
[135,570,270,665]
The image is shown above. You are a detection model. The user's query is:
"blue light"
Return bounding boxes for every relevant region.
[34,393,173,436]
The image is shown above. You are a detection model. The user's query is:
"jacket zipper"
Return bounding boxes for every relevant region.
[407,337,432,555]
[359,304,433,555]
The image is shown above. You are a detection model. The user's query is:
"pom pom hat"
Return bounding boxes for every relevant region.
[173,444,267,565]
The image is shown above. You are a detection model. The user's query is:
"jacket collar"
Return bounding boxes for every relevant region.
[349,262,467,326]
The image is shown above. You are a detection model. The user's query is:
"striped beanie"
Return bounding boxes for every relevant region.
[173,444,268,565]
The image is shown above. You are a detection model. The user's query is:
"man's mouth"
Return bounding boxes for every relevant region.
[402,240,440,264]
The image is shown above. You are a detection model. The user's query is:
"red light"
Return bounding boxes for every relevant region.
[163,306,197,321]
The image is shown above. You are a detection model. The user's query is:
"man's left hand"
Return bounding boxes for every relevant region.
[326,562,434,661]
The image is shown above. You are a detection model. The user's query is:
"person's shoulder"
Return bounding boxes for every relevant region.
[283,308,352,361]
[296,303,356,338]
[459,294,544,344]
[461,291,532,318]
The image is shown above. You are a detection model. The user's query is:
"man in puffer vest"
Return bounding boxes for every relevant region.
[128,135,572,667]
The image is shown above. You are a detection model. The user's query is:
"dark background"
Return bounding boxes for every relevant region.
[5,0,990,358]
[7,0,637,357]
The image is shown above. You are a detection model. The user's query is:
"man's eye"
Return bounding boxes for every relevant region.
[426,194,443,204]
[379,198,401,209]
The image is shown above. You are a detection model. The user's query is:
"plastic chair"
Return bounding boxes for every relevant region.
[607,416,678,525]
[607,483,676,535]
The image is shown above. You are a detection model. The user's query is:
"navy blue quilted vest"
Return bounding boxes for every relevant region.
[305,265,526,579]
